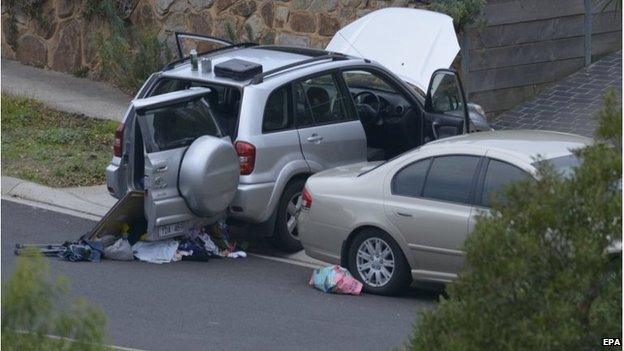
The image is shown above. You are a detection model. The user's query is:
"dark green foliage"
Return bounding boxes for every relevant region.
[409,90,622,351]
[81,0,170,93]
[1,249,108,350]
[429,0,486,32]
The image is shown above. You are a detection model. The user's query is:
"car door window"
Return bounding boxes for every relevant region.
[392,158,431,197]
[422,156,480,204]
[262,86,292,133]
[480,159,530,207]
[428,72,465,118]
[294,73,352,127]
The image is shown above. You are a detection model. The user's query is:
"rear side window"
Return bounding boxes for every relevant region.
[422,156,480,204]
[392,159,431,197]
[139,98,221,152]
[263,86,292,133]
[480,159,529,207]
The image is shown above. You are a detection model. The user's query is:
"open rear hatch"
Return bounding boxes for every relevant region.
[113,88,240,241]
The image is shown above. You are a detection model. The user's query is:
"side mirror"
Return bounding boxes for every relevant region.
[467,102,493,132]
[425,69,470,133]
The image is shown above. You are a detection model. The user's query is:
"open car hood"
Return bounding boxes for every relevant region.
[326,8,459,91]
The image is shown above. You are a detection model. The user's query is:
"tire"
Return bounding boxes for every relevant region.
[347,228,411,295]
[270,178,306,252]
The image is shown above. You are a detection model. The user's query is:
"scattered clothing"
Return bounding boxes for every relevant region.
[309,265,363,295]
[60,240,104,262]
[227,251,247,258]
[132,240,179,264]
[103,236,134,261]
[197,233,220,256]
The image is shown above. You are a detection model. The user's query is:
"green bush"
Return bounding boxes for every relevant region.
[429,0,486,32]
[98,27,171,93]
[2,250,108,350]
[408,90,622,351]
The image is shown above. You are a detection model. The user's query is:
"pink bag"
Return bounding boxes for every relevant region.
[309,265,363,295]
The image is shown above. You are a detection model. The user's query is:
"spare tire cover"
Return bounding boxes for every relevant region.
[179,136,239,217]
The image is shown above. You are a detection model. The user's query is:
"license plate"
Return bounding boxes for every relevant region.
[158,222,185,238]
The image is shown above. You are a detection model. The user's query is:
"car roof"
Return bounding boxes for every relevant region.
[160,46,364,87]
[421,130,592,163]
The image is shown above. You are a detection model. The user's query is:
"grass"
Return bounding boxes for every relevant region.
[1,94,118,187]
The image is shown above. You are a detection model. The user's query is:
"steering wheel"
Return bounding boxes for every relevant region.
[353,91,382,126]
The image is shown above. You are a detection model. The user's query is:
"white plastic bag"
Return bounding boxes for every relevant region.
[132,240,179,264]
[103,237,134,261]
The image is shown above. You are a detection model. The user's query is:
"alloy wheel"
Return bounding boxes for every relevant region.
[285,191,302,238]
[356,237,395,287]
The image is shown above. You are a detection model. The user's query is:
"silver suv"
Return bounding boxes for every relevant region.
[106,9,486,251]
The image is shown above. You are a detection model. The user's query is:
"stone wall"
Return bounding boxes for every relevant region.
[1,0,425,75]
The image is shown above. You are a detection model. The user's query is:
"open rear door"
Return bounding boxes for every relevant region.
[326,8,459,92]
[175,32,234,59]
[133,89,239,240]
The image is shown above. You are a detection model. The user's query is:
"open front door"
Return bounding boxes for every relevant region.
[423,69,470,142]
[133,89,239,241]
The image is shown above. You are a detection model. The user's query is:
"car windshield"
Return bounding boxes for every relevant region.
[139,98,222,152]
[532,154,581,178]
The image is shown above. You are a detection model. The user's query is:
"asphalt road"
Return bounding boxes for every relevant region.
[2,200,439,351]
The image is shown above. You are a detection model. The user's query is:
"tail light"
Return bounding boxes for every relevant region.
[235,141,256,175]
[301,187,312,209]
[113,122,125,157]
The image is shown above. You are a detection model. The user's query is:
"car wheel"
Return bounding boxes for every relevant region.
[347,228,411,295]
[270,178,306,252]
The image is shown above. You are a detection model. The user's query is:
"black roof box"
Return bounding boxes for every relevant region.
[214,59,263,81]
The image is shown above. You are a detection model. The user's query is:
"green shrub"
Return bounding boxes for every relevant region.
[408,90,622,350]
[2,250,108,350]
[429,0,486,32]
[98,26,171,93]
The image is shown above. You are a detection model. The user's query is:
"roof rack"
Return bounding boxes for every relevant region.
[254,45,331,57]
[250,53,348,84]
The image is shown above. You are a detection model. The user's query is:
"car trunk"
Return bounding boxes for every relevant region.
[123,88,240,241]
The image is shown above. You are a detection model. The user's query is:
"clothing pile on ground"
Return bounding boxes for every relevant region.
[16,220,247,264]
[103,219,247,264]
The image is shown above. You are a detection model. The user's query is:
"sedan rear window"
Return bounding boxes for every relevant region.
[139,98,222,152]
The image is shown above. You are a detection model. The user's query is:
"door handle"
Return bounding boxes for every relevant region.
[306,134,324,143]
[396,212,413,217]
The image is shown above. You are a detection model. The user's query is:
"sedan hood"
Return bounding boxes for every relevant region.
[326,8,459,91]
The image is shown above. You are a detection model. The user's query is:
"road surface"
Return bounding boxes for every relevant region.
[1,200,439,351]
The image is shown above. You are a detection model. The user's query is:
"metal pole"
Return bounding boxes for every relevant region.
[584,0,593,66]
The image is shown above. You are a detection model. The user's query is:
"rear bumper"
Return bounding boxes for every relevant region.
[229,182,275,223]
[297,209,342,264]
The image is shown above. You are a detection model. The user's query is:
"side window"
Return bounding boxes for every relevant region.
[422,156,480,204]
[341,70,414,116]
[262,86,291,133]
[480,159,529,207]
[392,158,431,197]
[294,73,353,127]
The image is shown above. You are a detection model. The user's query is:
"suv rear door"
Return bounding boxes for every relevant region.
[293,72,366,170]
[133,88,240,240]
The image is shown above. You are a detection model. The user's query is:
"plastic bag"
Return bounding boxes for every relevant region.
[104,237,134,261]
[132,240,179,264]
[309,265,363,295]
